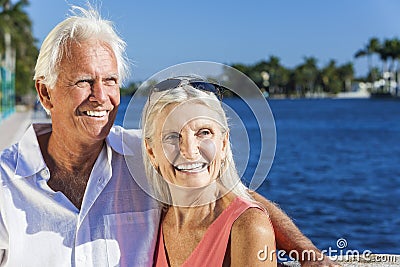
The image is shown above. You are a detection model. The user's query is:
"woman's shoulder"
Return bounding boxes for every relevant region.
[232,200,274,236]
[229,198,277,266]
[217,194,274,235]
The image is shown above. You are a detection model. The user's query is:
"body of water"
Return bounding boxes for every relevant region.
[116,97,400,254]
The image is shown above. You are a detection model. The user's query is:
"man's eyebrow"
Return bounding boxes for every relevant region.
[106,73,119,78]
[76,75,94,80]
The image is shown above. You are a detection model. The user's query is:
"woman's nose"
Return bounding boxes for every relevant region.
[179,135,200,160]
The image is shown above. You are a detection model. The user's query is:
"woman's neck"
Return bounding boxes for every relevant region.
[165,182,232,230]
[167,181,221,207]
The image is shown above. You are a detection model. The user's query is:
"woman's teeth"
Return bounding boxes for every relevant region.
[175,163,206,172]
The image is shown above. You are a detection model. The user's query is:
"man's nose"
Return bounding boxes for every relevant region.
[89,81,107,103]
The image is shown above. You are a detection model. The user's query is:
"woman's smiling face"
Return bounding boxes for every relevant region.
[146,101,228,188]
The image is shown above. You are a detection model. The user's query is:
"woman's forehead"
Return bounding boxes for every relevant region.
[158,102,223,131]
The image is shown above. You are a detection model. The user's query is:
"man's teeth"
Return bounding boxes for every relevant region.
[175,163,205,171]
[85,110,107,117]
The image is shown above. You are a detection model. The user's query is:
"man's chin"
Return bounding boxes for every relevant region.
[84,123,114,142]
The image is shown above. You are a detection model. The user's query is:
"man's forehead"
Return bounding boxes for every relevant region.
[62,40,116,61]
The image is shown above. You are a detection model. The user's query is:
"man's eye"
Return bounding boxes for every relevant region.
[104,78,117,86]
[76,80,92,88]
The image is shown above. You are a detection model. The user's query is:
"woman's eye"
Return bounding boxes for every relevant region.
[163,133,180,143]
[198,129,212,137]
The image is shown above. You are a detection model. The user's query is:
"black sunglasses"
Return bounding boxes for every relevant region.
[151,78,225,100]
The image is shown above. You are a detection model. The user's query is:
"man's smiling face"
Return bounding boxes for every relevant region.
[48,40,120,143]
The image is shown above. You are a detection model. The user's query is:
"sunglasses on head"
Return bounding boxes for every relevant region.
[151,78,225,101]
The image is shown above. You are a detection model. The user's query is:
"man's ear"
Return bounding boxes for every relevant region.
[35,80,53,111]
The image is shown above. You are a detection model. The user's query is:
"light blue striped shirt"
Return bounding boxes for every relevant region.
[0,124,160,266]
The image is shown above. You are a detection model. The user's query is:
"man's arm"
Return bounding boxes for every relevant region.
[251,191,341,267]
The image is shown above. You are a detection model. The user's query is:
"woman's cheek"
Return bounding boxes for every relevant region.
[162,143,180,165]
[199,139,216,163]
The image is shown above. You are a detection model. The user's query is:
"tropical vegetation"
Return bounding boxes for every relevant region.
[0,0,38,99]
[230,56,353,97]
[355,37,400,95]
[228,37,400,98]
[123,37,400,98]
[0,0,399,99]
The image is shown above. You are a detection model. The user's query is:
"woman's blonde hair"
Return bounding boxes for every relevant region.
[141,81,253,206]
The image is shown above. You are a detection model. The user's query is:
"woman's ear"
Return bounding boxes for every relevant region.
[221,131,229,159]
[35,80,53,111]
[145,139,158,168]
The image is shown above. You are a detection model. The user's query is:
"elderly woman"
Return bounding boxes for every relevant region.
[141,76,277,266]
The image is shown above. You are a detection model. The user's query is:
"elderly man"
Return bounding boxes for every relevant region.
[0,6,337,267]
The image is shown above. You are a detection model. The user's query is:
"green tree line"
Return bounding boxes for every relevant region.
[355,37,400,91]
[1,1,399,99]
[231,56,353,97]
[230,36,400,98]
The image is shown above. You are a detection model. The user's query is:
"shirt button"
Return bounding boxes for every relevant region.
[40,169,50,179]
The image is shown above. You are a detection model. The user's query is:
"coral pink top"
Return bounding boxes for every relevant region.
[154,197,265,266]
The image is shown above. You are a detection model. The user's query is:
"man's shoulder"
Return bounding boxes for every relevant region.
[110,125,142,137]
[0,143,19,181]
[0,143,19,163]
[0,124,48,180]
[107,126,143,156]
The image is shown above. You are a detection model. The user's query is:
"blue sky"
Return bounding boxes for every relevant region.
[25,0,400,82]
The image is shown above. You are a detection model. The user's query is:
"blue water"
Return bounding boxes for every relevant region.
[116,97,400,254]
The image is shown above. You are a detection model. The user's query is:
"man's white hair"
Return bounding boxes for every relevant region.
[33,5,129,89]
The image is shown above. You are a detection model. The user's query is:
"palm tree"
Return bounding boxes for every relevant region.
[294,57,319,96]
[250,56,290,95]
[0,0,38,97]
[337,63,354,92]
[376,39,394,93]
[378,38,400,94]
[392,38,400,95]
[382,38,400,74]
[320,60,339,93]
[354,37,380,81]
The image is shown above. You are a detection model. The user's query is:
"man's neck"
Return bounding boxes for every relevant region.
[45,131,104,174]
[37,130,106,209]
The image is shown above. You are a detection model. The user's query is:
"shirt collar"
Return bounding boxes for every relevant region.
[15,123,51,177]
[106,125,141,156]
[15,124,139,178]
